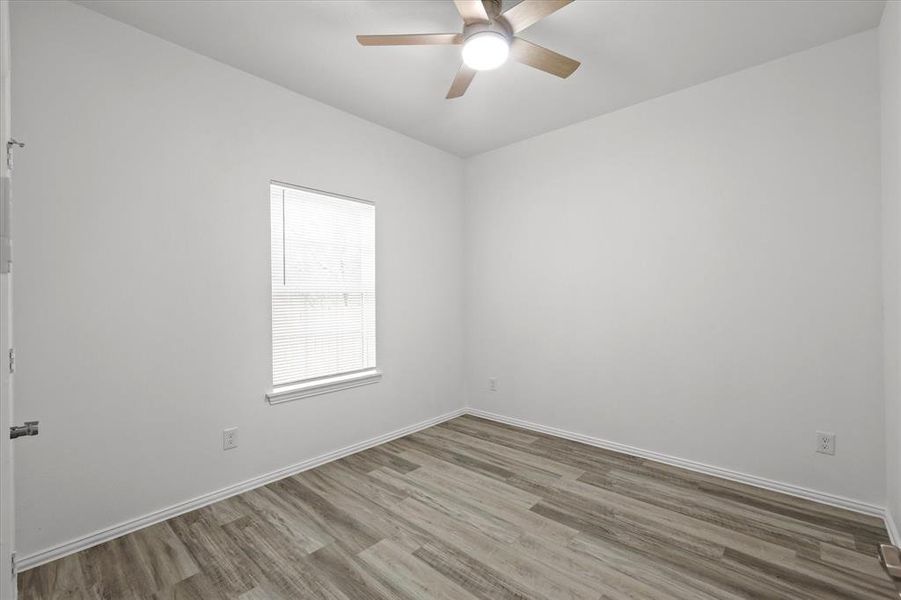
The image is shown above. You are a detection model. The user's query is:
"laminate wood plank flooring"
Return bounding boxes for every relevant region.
[18,415,898,599]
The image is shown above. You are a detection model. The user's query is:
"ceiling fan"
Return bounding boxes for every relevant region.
[357,0,580,99]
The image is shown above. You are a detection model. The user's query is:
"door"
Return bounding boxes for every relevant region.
[1,0,15,596]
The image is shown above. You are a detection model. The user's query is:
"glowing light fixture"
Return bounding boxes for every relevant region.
[462,31,509,71]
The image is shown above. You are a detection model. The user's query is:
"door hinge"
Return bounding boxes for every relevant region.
[10,551,15,577]
[6,139,24,171]
[8,348,14,374]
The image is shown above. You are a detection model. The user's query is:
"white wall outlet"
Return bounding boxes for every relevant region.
[816,431,835,455]
[488,377,497,392]
[223,427,239,451]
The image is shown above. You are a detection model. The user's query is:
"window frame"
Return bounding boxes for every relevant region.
[266,180,380,405]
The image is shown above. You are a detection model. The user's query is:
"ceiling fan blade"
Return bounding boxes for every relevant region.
[446,64,477,98]
[510,37,580,78]
[356,33,463,46]
[500,0,573,33]
[453,0,489,25]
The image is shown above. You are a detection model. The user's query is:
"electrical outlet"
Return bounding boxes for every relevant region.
[816,431,835,455]
[223,427,239,451]
[489,377,497,392]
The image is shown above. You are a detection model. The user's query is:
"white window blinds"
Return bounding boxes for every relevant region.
[270,183,376,388]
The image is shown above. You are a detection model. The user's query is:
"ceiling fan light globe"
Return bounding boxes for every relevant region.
[462,32,509,71]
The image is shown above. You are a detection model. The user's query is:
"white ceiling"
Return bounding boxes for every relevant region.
[75,0,885,157]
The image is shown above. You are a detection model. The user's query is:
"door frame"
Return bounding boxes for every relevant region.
[1,0,17,596]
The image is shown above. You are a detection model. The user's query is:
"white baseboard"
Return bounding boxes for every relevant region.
[886,509,901,546]
[465,408,887,519]
[16,408,466,572]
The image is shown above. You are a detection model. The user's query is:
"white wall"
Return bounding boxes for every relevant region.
[881,0,901,539]
[464,31,885,505]
[10,1,464,559]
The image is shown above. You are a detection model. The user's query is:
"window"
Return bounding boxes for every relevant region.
[267,182,378,403]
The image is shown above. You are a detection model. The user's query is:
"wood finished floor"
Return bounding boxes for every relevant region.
[18,415,898,599]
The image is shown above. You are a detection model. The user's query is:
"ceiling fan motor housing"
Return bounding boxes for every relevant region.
[463,18,513,44]
[483,0,504,17]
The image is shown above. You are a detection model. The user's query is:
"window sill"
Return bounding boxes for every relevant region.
[266,369,382,405]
